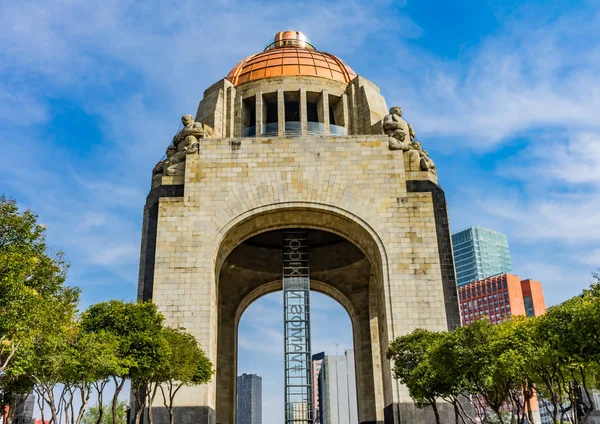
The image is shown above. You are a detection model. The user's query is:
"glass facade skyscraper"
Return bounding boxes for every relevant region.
[237,373,262,424]
[452,226,513,287]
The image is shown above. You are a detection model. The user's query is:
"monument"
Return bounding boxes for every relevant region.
[138,30,460,424]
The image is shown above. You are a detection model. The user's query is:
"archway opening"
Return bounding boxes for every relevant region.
[237,291,355,424]
[216,223,386,424]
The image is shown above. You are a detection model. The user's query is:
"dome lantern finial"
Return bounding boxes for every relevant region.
[266,30,315,51]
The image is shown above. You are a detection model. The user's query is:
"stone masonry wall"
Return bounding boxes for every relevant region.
[142,134,456,424]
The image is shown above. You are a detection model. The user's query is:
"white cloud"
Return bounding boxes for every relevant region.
[506,131,600,186]
[384,7,600,149]
[91,245,140,266]
[516,261,595,307]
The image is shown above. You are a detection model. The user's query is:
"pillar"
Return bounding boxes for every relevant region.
[234,95,243,138]
[255,92,263,138]
[277,88,285,137]
[341,93,350,135]
[317,89,330,136]
[300,88,307,136]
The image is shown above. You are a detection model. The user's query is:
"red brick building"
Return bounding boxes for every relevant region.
[458,273,546,325]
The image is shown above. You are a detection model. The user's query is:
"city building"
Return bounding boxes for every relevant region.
[311,352,325,424]
[2,393,35,424]
[539,388,600,423]
[237,373,262,424]
[138,28,462,423]
[458,273,546,325]
[313,350,358,424]
[290,403,310,423]
[452,226,513,286]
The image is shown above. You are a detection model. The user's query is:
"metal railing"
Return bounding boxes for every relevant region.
[261,123,278,137]
[285,121,301,137]
[329,124,346,136]
[242,126,256,137]
[307,121,325,136]
[241,122,347,137]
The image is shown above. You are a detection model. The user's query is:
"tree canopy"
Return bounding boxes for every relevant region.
[387,274,600,424]
[0,197,212,424]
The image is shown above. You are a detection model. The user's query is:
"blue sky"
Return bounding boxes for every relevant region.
[1,0,599,422]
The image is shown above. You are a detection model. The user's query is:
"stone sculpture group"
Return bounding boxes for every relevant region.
[153,114,205,179]
[383,106,436,175]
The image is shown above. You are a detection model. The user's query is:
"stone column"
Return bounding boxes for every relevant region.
[341,93,350,135]
[317,90,330,136]
[225,86,235,138]
[369,278,385,422]
[215,285,238,424]
[348,82,359,135]
[300,87,307,136]
[277,88,285,137]
[352,291,378,423]
[255,92,263,138]
[234,95,243,138]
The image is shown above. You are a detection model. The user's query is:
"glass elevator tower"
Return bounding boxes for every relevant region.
[283,231,313,423]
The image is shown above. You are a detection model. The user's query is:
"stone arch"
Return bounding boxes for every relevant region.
[213,203,392,424]
[213,201,390,292]
[235,279,357,326]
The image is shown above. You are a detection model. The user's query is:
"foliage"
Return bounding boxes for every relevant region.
[0,195,80,379]
[387,273,600,424]
[153,328,213,424]
[80,300,168,424]
[81,401,128,424]
[0,197,212,424]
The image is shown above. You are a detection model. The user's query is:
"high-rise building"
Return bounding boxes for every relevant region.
[2,393,35,424]
[311,352,325,424]
[237,373,262,424]
[452,226,513,286]
[291,403,310,423]
[313,350,358,424]
[458,273,546,326]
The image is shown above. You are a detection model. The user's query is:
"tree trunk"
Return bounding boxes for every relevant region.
[134,408,143,424]
[113,377,126,424]
[495,408,506,424]
[48,390,59,424]
[36,391,45,424]
[456,396,478,424]
[148,384,159,424]
[431,399,441,424]
[133,382,147,424]
[94,381,105,424]
[453,401,459,424]
[581,371,596,411]
[75,386,89,424]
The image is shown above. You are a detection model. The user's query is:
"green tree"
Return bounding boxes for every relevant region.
[451,320,518,424]
[12,323,78,423]
[65,329,125,424]
[0,196,79,378]
[387,329,445,423]
[153,328,213,424]
[80,301,166,424]
[423,330,479,424]
[81,401,128,424]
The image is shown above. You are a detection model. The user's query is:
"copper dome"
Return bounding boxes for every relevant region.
[226,31,357,86]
